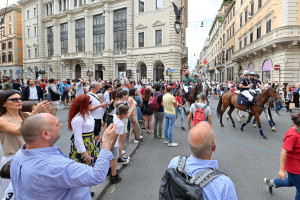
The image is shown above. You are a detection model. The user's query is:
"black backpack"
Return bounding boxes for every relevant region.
[159,156,225,200]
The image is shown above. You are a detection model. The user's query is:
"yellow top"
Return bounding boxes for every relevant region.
[163,93,176,115]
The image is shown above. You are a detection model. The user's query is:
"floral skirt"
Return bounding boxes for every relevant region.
[69,132,98,166]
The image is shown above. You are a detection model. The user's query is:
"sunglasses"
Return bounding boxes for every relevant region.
[7,98,22,103]
[89,101,92,105]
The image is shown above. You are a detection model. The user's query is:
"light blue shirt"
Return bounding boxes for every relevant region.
[168,155,238,200]
[11,145,113,200]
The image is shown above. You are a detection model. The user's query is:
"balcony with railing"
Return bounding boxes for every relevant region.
[233,26,300,59]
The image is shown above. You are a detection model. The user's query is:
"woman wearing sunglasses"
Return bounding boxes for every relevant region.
[0,90,52,199]
[68,94,98,167]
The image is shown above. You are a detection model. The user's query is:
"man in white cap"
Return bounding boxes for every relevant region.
[239,70,253,112]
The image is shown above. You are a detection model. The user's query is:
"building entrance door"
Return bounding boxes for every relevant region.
[75,64,81,79]
[154,62,164,82]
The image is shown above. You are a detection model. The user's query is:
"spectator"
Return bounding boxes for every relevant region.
[163,86,178,147]
[3,78,13,91]
[40,79,47,93]
[142,88,153,134]
[141,84,146,97]
[68,94,98,167]
[13,79,22,92]
[134,81,142,95]
[134,91,143,121]
[60,79,70,108]
[175,90,185,131]
[11,113,116,199]
[21,79,43,102]
[188,92,212,129]
[264,112,300,198]
[87,81,106,142]
[167,122,238,200]
[294,84,300,108]
[103,84,112,105]
[153,84,164,140]
[286,87,293,113]
[75,78,84,97]
[48,78,62,108]
[128,88,142,143]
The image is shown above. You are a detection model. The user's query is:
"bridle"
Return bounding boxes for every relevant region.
[269,87,281,102]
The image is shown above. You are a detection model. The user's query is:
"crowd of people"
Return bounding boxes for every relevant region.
[0,74,300,199]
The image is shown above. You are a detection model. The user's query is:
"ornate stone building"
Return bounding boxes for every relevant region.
[19,0,188,82]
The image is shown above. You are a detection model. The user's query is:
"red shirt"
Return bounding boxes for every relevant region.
[172,85,177,89]
[40,82,46,92]
[141,87,145,97]
[230,88,236,92]
[282,126,300,174]
[175,96,183,105]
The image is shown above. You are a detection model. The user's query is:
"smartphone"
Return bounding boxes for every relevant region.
[43,93,51,102]
[106,114,114,127]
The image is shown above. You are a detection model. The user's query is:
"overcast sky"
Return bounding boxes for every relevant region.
[0,0,222,70]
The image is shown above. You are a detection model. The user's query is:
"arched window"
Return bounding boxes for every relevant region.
[248,63,253,72]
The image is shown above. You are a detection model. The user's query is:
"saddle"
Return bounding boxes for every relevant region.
[237,93,257,106]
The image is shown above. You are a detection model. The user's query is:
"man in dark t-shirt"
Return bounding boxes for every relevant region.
[153,84,164,140]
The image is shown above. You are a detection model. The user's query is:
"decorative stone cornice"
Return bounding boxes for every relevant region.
[152,20,165,27]
[135,23,147,30]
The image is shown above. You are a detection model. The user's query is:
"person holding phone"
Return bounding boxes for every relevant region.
[68,94,98,166]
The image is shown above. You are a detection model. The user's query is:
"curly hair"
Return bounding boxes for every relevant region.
[291,112,300,126]
[68,94,90,131]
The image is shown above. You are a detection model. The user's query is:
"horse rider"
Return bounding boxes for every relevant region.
[192,72,201,86]
[249,72,257,94]
[183,71,193,95]
[239,70,253,112]
[254,73,264,92]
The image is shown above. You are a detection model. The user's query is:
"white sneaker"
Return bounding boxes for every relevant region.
[168,143,179,147]
[164,140,169,144]
[139,136,143,139]
[132,140,139,144]
[122,150,125,154]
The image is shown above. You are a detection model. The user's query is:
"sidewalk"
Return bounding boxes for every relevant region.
[92,142,141,200]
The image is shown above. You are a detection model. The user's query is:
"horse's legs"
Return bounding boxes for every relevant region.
[241,113,253,131]
[254,113,267,139]
[264,108,276,132]
[220,104,228,127]
[227,105,236,128]
[253,118,257,127]
[237,110,241,122]
[268,107,276,126]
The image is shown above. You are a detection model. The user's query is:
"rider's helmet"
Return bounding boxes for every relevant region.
[255,74,260,78]
[249,72,255,76]
[193,72,199,77]
[184,71,189,76]
[243,70,250,76]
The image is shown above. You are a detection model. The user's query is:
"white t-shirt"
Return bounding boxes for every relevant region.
[189,103,211,120]
[71,113,95,153]
[29,86,38,100]
[134,84,142,92]
[87,92,103,120]
[113,114,124,148]
[103,91,110,104]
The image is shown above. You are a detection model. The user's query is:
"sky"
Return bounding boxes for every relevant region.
[0,0,223,70]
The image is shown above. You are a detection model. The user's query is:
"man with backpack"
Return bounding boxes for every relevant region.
[188,92,212,130]
[159,122,238,200]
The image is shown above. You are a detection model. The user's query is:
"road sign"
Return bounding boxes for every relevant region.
[136,68,140,73]
[182,68,187,72]
[168,69,175,72]
[16,70,21,74]
[274,65,280,70]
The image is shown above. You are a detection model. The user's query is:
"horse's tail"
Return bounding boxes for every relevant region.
[217,95,222,118]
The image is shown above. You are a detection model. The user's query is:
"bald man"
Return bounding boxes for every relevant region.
[10,113,117,200]
[167,122,238,200]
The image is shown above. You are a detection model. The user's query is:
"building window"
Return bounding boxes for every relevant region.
[2,53,6,63]
[93,14,105,52]
[46,4,49,15]
[59,0,62,12]
[27,10,29,19]
[244,9,248,23]
[244,36,247,47]
[8,26,11,35]
[49,3,53,15]
[47,26,54,57]
[34,26,37,36]
[233,6,235,16]
[232,23,235,35]
[257,26,261,39]
[28,49,30,59]
[74,0,77,7]
[114,9,127,51]
[60,23,68,54]
[27,28,30,38]
[34,7,36,17]
[8,52,12,62]
[156,0,163,9]
[1,27,4,36]
[75,18,85,52]
[223,34,225,46]
[8,41,12,49]
[250,1,254,16]
[258,0,262,9]
[8,15,11,22]
[250,32,253,43]
[138,32,144,47]
[241,0,243,5]
[35,48,38,58]
[239,39,242,49]
[2,43,6,50]
[266,19,272,34]
[155,30,162,46]
[139,0,145,13]
[240,15,242,28]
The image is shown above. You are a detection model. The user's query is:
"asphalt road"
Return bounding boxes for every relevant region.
[102,98,296,200]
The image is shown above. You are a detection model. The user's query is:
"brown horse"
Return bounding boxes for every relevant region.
[216,84,281,139]
[183,83,204,115]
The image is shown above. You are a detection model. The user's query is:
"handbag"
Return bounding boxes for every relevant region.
[0,160,11,179]
[290,103,296,110]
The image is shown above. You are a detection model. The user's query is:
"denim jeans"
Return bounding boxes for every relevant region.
[164,113,176,143]
[136,106,143,121]
[273,171,300,200]
[176,106,184,128]
[275,101,283,113]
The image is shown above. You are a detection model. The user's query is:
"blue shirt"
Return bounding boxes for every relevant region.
[60,83,70,93]
[168,155,238,200]
[11,145,113,200]
[294,87,299,93]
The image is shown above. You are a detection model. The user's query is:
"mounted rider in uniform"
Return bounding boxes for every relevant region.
[239,70,253,111]
[192,72,201,86]
[254,74,264,92]
[249,72,257,94]
[183,71,193,95]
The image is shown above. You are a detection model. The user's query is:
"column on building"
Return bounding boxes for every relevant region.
[103,7,114,80]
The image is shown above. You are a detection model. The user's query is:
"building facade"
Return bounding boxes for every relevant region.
[19,0,188,82]
[0,4,23,79]
[199,0,300,84]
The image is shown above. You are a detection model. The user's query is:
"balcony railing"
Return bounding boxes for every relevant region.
[233,26,300,58]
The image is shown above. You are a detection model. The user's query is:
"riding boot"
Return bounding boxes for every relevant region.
[245,101,252,113]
